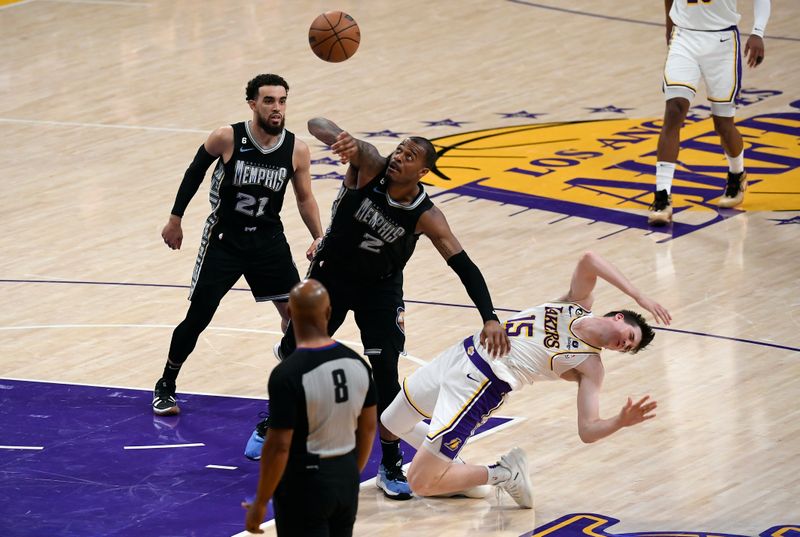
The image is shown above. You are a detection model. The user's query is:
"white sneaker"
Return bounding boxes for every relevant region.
[496,447,533,509]
[273,341,284,362]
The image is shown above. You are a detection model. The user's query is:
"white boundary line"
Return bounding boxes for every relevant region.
[0,445,44,450]
[206,464,238,471]
[124,443,205,450]
[0,117,399,146]
[0,323,429,367]
[38,0,151,6]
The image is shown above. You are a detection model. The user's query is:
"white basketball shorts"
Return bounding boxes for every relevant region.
[663,26,742,117]
[401,336,511,461]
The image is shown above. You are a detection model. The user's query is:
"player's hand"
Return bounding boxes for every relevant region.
[306,237,322,261]
[744,35,765,68]
[161,216,183,250]
[635,296,672,325]
[618,395,657,428]
[330,131,358,164]
[242,500,266,534]
[480,320,510,358]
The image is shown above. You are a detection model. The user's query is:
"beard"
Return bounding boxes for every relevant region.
[257,114,285,135]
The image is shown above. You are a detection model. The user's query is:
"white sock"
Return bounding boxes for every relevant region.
[726,150,744,174]
[656,161,676,194]
[486,463,511,485]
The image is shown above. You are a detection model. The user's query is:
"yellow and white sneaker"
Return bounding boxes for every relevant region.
[718,170,747,208]
[647,189,673,226]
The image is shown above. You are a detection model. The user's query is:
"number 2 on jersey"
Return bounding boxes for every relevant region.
[359,232,384,253]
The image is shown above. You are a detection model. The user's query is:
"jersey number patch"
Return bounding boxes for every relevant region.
[235,193,269,217]
[359,232,384,253]
[332,369,349,403]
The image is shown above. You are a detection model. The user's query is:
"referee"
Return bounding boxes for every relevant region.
[244,279,377,536]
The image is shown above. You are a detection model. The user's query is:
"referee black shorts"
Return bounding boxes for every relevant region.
[273,452,360,537]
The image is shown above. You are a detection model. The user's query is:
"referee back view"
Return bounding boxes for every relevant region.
[244,279,377,536]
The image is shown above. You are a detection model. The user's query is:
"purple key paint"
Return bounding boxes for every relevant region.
[0,379,511,537]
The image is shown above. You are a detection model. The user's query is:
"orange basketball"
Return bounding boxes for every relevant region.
[308,11,360,63]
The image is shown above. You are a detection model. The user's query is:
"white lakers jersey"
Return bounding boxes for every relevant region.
[472,302,601,390]
[670,0,741,31]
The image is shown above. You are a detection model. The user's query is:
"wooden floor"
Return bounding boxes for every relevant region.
[1,1,799,535]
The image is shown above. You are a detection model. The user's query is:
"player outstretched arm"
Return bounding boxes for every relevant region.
[416,206,511,357]
[307,117,385,189]
[161,126,232,250]
[573,356,657,444]
[290,139,324,260]
[559,251,671,325]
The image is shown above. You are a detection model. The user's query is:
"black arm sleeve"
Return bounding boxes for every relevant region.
[447,250,500,324]
[170,145,217,217]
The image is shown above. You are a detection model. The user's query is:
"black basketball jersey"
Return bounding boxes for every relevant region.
[268,342,376,459]
[207,121,295,236]
[314,163,434,281]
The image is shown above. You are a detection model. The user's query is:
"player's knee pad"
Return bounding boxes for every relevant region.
[380,392,418,437]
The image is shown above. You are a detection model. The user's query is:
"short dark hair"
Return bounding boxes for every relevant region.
[603,309,655,353]
[245,74,289,101]
[409,136,438,169]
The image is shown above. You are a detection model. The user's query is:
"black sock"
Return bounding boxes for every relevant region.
[380,439,402,467]
[161,360,182,385]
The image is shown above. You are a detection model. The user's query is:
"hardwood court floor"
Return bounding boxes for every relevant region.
[1,1,798,536]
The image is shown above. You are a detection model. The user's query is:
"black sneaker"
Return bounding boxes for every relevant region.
[152,378,179,416]
[647,189,673,226]
[244,412,270,460]
[718,170,747,208]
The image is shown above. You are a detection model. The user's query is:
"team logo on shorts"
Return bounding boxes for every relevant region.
[466,345,475,356]
[423,89,799,241]
[444,438,462,452]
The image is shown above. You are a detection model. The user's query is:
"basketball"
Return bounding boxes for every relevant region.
[308,11,360,63]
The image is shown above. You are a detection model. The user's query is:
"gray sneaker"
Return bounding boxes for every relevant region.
[496,447,533,509]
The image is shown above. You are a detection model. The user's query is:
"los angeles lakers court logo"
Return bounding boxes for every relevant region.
[522,513,798,537]
[425,91,799,240]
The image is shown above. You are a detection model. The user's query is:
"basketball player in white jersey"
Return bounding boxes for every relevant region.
[648,0,771,225]
[381,251,671,507]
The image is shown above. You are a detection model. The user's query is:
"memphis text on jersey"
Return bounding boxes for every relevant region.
[233,161,287,190]
[354,197,407,244]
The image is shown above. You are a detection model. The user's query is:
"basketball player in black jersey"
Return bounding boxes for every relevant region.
[152,74,324,416]
[246,117,511,500]
[243,279,376,536]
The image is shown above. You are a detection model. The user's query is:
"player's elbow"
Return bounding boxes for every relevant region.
[577,424,598,444]
[580,251,599,265]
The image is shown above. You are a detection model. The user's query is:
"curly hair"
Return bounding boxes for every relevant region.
[245,74,289,101]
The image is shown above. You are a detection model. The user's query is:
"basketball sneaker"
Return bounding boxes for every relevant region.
[495,447,533,509]
[718,170,747,208]
[152,378,179,416]
[244,412,270,460]
[377,460,413,500]
[647,189,673,226]
[272,341,284,362]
